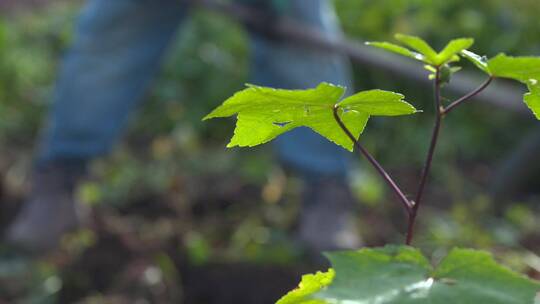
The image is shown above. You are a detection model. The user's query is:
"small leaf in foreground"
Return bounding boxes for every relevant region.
[276,270,335,304]
[278,246,540,304]
[204,83,417,151]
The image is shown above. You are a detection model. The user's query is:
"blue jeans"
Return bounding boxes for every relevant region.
[37,0,353,177]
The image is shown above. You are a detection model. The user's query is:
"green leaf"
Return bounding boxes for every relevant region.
[365,41,424,61]
[434,38,474,65]
[339,90,417,116]
[276,270,335,304]
[430,248,540,304]
[488,54,540,82]
[204,83,417,151]
[204,82,345,120]
[279,246,540,304]
[524,82,540,119]
[395,34,438,64]
[460,50,489,73]
[486,54,540,119]
[368,34,474,66]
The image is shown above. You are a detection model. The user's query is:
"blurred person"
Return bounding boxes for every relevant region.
[4,0,361,254]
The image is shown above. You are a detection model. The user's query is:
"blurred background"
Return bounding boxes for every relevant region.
[0,0,539,303]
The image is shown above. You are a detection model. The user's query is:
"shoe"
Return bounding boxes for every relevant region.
[297,177,362,253]
[4,161,86,254]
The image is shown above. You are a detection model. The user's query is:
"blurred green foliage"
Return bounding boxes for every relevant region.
[0,3,75,147]
[334,0,540,55]
[334,0,537,168]
[0,1,539,302]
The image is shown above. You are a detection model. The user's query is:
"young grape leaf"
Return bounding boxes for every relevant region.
[430,248,540,303]
[204,83,417,151]
[339,89,416,116]
[487,54,540,82]
[278,246,540,304]
[368,34,474,66]
[524,83,540,119]
[435,38,474,65]
[365,41,425,61]
[459,52,540,119]
[395,34,439,64]
[460,50,489,73]
[486,54,540,119]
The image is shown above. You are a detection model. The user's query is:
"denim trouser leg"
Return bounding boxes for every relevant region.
[38,0,352,178]
[37,0,186,163]
[249,0,353,178]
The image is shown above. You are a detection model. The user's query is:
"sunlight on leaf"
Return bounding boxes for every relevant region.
[365,41,425,61]
[395,34,438,64]
[487,54,540,120]
[367,34,474,66]
[524,83,540,120]
[340,90,417,116]
[277,269,335,304]
[204,83,417,151]
[488,54,540,82]
[435,38,474,65]
[460,50,489,73]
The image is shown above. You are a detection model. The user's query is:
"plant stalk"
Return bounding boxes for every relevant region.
[334,69,494,245]
[406,67,443,245]
[332,107,413,213]
[442,77,494,115]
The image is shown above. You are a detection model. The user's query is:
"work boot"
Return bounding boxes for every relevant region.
[4,161,86,254]
[298,177,362,253]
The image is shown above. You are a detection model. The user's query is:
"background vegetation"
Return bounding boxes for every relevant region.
[0,0,539,303]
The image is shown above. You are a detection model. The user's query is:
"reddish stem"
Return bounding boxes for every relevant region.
[332,107,413,214]
[334,68,494,246]
[442,77,494,115]
[406,74,494,245]
[406,67,442,245]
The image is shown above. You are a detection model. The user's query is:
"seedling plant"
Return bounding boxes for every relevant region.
[204,34,540,303]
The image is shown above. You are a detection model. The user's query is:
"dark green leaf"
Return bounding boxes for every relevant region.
[279,246,540,304]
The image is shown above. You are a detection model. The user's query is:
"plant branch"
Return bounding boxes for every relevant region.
[442,76,494,115]
[406,67,443,245]
[333,71,494,245]
[332,107,413,214]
